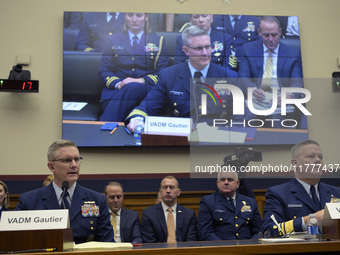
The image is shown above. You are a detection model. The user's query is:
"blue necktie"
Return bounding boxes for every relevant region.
[233,17,239,31]
[194,71,202,83]
[61,191,70,209]
[310,185,321,210]
[132,35,138,54]
[228,198,235,210]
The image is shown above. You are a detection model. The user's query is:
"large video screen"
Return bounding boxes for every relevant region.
[62,12,308,147]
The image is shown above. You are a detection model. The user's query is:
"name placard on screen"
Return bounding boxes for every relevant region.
[0,210,70,231]
[145,116,191,136]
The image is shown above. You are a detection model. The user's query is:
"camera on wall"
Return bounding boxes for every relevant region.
[223,147,262,197]
[223,147,262,168]
[8,64,31,80]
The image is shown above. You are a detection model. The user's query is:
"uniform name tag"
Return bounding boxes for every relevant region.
[288,204,302,208]
[0,210,69,231]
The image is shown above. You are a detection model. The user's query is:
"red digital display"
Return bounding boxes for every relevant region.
[0,80,39,92]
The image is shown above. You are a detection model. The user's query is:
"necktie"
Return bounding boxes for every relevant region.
[111,212,117,236]
[167,208,176,243]
[194,71,203,84]
[228,198,235,210]
[60,191,69,209]
[110,12,116,21]
[132,35,138,54]
[310,185,321,210]
[261,51,273,91]
[233,17,239,30]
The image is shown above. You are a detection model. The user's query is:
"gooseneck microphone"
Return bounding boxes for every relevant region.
[61,181,69,209]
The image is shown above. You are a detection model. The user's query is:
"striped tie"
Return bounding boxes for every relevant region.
[111,212,117,236]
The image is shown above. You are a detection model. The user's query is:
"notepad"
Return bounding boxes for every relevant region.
[100,123,118,131]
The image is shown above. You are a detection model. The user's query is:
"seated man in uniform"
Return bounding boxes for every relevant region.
[261,140,340,237]
[198,171,261,240]
[126,25,238,132]
[16,140,114,244]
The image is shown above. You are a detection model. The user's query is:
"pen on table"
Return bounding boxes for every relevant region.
[0,248,57,254]
[110,127,118,135]
[125,127,132,135]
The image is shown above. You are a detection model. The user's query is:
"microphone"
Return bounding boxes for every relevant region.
[61,181,69,209]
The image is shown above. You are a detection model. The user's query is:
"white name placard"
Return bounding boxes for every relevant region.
[0,210,70,231]
[145,116,191,136]
[324,203,340,220]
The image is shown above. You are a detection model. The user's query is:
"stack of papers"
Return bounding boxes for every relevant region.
[260,237,305,243]
[73,241,133,249]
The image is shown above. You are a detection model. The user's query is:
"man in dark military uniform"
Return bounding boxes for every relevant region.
[174,14,226,67]
[75,12,125,52]
[213,15,260,71]
[125,25,238,132]
[98,13,170,122]
[198,171,261,240]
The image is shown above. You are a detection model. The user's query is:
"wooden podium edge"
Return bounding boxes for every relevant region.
[0,228,73,252]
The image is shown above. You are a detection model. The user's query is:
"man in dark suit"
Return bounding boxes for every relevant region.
[238,16,303,128]
[261,140,340,237]
[104,181,142,243]
[174,14,226,67]
[141,176,198,243]
[198,171,261,240]
[15,140,114,244]
[75,12,124,52]
[126,25,237,132]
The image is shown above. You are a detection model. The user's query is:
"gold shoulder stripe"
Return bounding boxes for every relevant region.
[147,74,158,84]
[179,22,191,33]
[106,77,119,88]
[154,36,164,70]
[127,109,148,119]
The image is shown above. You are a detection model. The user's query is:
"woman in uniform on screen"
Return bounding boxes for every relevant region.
[98,12,170,122]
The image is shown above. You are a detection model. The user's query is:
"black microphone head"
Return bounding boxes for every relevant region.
[62,181,69,191]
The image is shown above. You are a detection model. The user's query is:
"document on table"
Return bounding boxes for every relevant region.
[63,102,88,111]
[73,241,133,249]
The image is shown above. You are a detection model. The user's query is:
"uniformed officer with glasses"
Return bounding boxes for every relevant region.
[16,140,114,244]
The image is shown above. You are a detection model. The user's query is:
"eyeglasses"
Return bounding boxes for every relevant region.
[52,157,83,164]
[187,45,212,52]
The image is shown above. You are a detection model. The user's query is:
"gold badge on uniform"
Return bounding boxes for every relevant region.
[241,201,252,212]
[243,22,255,32]
[229,55,238,68]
